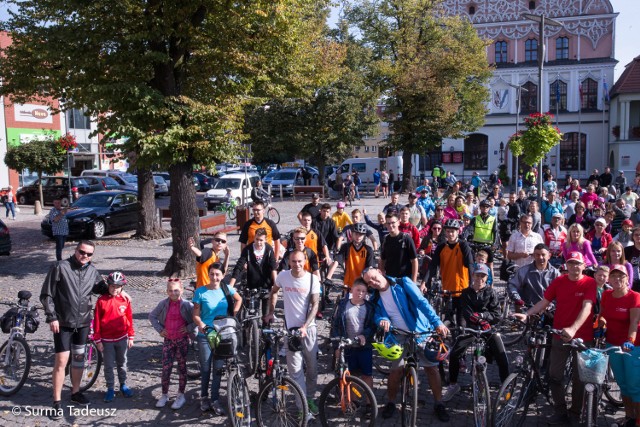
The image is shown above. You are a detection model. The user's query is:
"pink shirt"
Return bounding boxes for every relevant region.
[164,299,187,340]
[562,241,598,267]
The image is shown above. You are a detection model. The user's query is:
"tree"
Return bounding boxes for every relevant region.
[3,135,68,206]
[1,0,331,276]
[344,0,492,191]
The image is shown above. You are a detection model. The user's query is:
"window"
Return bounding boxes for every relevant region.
[549,80,567,111]
[355,146,361,152]
[580,78,599,110]
[66,108,91,130]
[529,1,536,10]
[419,150,443,171]
[469,6,475,15]
[495,41,508,63]
[364,146,370,153]
[556,37,569,60]
[521,81,538,113]
[525,39,538,62]
[372,146,377,153]
[464,134,488,170]
[351,163,366,173]
[559,132,586,171]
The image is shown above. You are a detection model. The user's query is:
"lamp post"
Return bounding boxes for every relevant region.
[499,141,504,165]
[507,82,528,188]
[522,13,563,201]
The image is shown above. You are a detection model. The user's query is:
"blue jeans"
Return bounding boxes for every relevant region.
[4,202,15,219]
[197,334,224,401]
[54,235,66,261]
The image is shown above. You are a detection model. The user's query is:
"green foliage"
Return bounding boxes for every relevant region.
[509,113,562,167]
[3,135,66,176]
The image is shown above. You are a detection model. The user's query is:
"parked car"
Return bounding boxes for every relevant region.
[41,191,140,239]
[153,175,169,197]
[193,172,216,191]
[203,172,260,209]
[16,176,105,207]
[0,219,11,255]
[262,170,278,186]
[93,176,121,191]
[153,172,170,189]
[269,169,303,196]
[303,166,319,180]
[110,174,138,191]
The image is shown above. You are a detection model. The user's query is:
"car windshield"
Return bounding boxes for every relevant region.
[213,179,241,190]
[274,171,297,180]
[124,176,137,183]
[72,194,116,208]
[153,176,165,184]
[103,177,119,185]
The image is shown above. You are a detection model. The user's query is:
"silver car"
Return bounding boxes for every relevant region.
[153,175,169,197]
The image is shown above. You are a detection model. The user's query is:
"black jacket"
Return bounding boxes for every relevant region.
[232,243,278,289]
[460,286,501,326]
[40,256,108,328]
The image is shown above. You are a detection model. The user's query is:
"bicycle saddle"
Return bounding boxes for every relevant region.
[18,290,32,301]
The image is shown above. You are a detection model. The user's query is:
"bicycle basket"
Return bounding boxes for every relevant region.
[209,316,241,358]
[0,307,18,333]
[576,349,608,385]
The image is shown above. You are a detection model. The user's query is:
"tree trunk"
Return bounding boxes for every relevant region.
[37,171,44,207]
[134,168,169,240]
[163,162,198,277]
[402,151,415,193]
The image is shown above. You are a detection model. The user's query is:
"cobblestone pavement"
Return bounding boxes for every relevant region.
[0,193,625,426]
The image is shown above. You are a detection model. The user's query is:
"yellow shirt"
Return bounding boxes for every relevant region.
[332,211,353,233]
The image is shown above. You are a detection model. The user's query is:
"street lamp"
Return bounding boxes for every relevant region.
[499,141,504,165]
[522,13,564,200]
[507,82,528,188]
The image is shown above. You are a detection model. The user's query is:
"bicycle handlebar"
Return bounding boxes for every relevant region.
[458,327,494,337]
[390,327,437,338]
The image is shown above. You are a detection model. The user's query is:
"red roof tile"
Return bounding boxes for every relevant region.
[611,55,640,96]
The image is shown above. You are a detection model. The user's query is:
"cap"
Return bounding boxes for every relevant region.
[408,193,417,199]
[311,193,319,199]
[420,188,428,193]
[610,264,628,276]
[594,217,607,226]
[552,212,563,219]
[619,170,624,174]
[566,252,585,264]
[336,201,345,209]
[622,219,634,227]
[473,264,489,276]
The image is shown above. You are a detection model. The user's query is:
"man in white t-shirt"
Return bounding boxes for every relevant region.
[264,249,321,417]
[507,214,544,269]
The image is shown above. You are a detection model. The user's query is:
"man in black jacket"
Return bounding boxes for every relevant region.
[40,240,112,417]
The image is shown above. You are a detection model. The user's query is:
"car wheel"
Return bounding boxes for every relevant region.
[60,197,70,207]
[92,220,106,238]
[18,195,27,205]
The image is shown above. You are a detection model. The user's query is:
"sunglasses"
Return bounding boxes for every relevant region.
[214,238,227,244]
[294,237,306,241]
[168,278,181,282]
[77,249,94,257]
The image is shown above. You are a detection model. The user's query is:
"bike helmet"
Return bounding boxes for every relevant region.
[443,219,460,230]
[423,338,450,363]
[287,327,303,352]
[372,332,404,361]
[353,223,368,235]
[107,271,127,286]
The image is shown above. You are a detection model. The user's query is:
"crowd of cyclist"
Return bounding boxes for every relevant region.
[37,167,640,426]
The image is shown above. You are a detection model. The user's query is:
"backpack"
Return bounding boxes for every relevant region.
[220,282,235,317]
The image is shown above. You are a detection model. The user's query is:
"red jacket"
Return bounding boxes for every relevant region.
[93,294,134,343]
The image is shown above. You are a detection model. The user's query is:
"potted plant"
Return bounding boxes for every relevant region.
[612,125,620,139]
[508,112,563,168]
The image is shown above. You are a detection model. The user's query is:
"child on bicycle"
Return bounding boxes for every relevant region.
[223,188,233,205]
[329,279,375,397]
[474,249,494,286]
[148,279,196,410]
[93,271,135,403]
[442,264,509,402]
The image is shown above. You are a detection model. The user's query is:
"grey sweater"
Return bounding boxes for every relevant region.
[148,298,197,338]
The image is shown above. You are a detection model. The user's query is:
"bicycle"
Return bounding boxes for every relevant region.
[238,287,270,377]
[216,198,238,220]
[250,197,280,224]
[455,327,493,427]
[387,327,436,427]
[0,290,40,396]
[318,337,377,426]
[255,326,308,427]
[64,317,103,392]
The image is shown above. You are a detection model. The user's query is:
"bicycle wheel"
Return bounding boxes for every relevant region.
[603,364,623,407]
[267,207,280,224]
[67,340,103,392]
[256,377,308,427]
[492,373,531,427]
[400,366,418,427]
[319,375,377,427]
[228,206,237,221]
[227,369,252,427]
[245,319,260,377]
[0,337,31,396]
[495,316,527,347]
[472,364,491,427]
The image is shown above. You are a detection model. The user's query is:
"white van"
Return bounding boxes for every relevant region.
[338,156,403,191]
[203,172,260,210]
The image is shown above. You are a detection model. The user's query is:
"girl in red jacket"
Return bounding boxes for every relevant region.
[94,271,135,403]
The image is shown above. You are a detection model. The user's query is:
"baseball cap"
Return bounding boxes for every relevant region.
[552,212,563,219]
[473,264,489,276]
[622,219,633,227]
[420,188,428,193]
[594,217,607,226]
[311,193,319,199]
[610,264,628,276]
[566,252,585,264]
[336,201,345,209]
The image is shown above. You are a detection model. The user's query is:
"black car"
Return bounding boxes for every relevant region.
[16,176,105,207]
[41,191,140,239]
[193,172,216,191]
[0,219,11,255]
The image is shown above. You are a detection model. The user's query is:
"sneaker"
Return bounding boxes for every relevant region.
[546,412,570,425]
[156,394,169,408]
[200,398,211,412]
[435,403,450,422]
[305,412,315,423]
[211,400,226,416]
[307,399,319,416]
[104,388,115,403]
[49,401,63,420]
[171,393,186,410]
[382,402,396,419]
[442,383,461,402]
[70,392,90,405]
[121,384,134,398]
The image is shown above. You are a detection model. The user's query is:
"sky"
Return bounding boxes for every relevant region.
[0,0,636,80]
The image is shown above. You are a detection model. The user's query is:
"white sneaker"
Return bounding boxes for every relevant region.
[156,394,169,408]
[171,394,186,410]
[211,400,226,416]
[442,383,461,402]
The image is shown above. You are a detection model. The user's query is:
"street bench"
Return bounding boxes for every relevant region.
[199,212,240,236]
[292,185,324,201]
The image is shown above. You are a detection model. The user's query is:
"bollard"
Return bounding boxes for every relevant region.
[34,200,42,215]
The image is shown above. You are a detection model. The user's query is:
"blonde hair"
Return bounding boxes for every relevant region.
[604,241,627,264]
[565,223,585,249]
